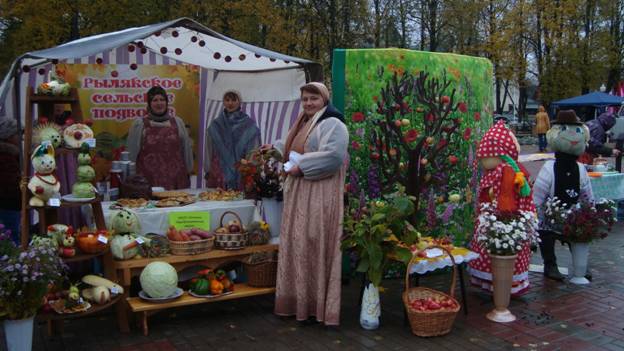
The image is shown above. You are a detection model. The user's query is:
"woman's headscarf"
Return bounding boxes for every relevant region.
[207,90,260,189]
[301,82,330,105]
[146,86,169,121]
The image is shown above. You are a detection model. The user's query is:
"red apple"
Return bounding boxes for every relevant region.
[449,156,458,165]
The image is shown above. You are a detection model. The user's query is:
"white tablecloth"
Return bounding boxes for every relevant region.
[96,198,261,236]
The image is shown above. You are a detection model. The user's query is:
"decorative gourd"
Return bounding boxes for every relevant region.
[108,208,141,234]
[72,143,96,198]
[28,144,60,207]
[63,123,94,148]
[33,122,62,148]
[110,234,138,260]
[140,262,178,298]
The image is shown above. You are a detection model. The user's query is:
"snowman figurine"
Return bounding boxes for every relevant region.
[28,144,60,207]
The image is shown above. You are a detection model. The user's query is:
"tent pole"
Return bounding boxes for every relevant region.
[14,60,29,249]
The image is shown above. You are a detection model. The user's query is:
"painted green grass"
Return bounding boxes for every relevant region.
[341,49,493,243]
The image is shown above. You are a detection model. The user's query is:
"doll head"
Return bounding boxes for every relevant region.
[109,208,141,234]
[546,110,589,156]
[31,144,56,174]
[477,120,520,169]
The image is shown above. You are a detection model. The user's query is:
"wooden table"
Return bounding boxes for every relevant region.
[109,244,278,333]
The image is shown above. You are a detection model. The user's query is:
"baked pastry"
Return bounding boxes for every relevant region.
[153,191,190,199]
[116,198,148,208]
[199,189,242,201]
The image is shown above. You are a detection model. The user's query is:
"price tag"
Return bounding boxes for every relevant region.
[48,198,61,207]
[135,236,145,245]
[85,138,96,148]
[110,287,120,295]
[78,297,84,304]
[97,235,108,244]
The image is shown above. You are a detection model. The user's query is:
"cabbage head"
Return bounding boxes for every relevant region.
[140,261,178,298]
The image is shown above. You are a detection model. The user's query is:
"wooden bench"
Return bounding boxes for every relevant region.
[128,284,275,335]
[109,244,278,333]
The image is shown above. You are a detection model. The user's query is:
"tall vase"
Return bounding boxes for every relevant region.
[261,197,283,244]
[486,254,517,323]
[360,283,380,330]
[3,316,34,351]
[569,242,590,285]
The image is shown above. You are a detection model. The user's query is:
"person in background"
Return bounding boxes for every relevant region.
[0,118,21,243]
[580,111,621,164]
[264,82,349,326]
[535,105,551,152]
[204,90,260,190]
[127,86,192,190]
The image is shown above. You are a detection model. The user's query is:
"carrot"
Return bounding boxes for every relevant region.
[123,240,139,251]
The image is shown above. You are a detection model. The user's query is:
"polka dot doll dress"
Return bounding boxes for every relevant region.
[468,121,536,296]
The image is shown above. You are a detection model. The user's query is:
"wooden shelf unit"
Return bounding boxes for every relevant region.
[110,244,279,334]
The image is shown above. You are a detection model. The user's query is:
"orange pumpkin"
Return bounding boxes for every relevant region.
[76,230,110,254]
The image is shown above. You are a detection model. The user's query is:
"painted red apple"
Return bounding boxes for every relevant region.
[441,96,450,104]
[394,120,402,127]
[449,155,458,165]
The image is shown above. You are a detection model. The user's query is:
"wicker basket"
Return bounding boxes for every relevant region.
[169,237,215,255]
[402,245,460,337]
[215,211,248,250]
[244,260,278,287]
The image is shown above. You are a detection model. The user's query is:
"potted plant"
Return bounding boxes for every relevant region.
[475,202,538,323]
[237,148,283,243]
[342,188,420,330]
[560,200,615,284]
[1,225,67,350]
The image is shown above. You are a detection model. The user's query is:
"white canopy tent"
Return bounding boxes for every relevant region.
[0,18,321,188]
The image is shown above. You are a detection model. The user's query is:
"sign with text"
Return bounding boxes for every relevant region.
[56,63,200,172]
[168,211,211,231]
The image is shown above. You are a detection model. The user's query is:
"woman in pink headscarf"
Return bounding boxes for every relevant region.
[263,82,349,326]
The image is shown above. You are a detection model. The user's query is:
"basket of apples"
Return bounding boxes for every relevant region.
[402,245,460,337]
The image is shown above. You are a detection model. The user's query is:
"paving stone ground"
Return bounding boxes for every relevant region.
[2,144,624,351]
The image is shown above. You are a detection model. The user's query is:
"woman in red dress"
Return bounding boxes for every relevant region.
[468,121,536,296]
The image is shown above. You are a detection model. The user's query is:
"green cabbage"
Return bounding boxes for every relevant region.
[140,262,178,298]
[72,182,95,198]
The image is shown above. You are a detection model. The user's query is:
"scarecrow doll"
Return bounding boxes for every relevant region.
[468,121,536,295]
[533,110,594,281]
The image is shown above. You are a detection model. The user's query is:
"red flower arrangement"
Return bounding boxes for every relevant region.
[562,201,615,243]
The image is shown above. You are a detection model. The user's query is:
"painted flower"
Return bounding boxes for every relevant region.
[458,102,467,113]
[474,112,481,121]
[404,129,419,143]
[351,112,365,122]
[463,127,472,141]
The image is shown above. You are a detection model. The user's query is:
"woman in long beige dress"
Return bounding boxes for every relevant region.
[267,82,349,326]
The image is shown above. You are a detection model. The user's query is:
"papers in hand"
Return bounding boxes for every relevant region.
[283,151,302,172]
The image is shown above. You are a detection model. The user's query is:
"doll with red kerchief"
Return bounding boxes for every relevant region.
[468,121,536,296]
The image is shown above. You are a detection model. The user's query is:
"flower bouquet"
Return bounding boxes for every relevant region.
[475,202,538,322]
[562,201,614,243]
[0,227,68,320]
[237,148,283,201]
[475,202,538,256]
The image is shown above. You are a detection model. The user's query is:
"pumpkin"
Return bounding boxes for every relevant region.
[110,234,138,260]
[76,230,109,254]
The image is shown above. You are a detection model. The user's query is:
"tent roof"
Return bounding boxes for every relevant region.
[552,91,624,107]
[23,18,318,72]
